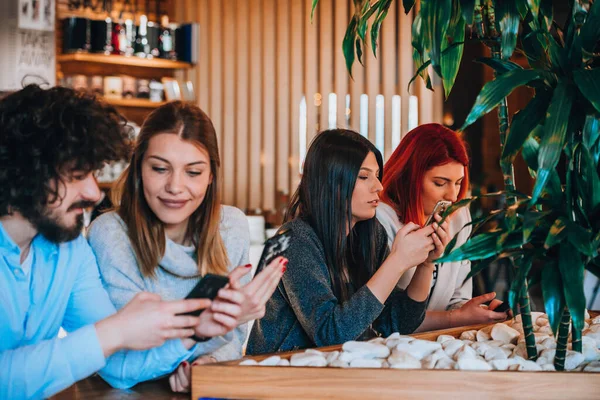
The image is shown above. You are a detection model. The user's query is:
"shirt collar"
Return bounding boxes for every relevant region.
[0,221,58,260]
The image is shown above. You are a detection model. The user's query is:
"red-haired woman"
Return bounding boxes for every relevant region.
[377,123,508,331]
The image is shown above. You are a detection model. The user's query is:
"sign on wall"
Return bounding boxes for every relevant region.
[15,29,56,88]
[18,0,54,31]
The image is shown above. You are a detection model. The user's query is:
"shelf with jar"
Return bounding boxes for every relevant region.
[56,1,197,123]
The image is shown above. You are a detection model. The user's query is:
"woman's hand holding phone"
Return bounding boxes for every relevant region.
[192,287,244,338]
[425,213,452,264]
[228,256,288,325]
[390,223,435,272]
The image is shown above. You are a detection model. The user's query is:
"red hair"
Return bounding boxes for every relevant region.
[381,123,470,226]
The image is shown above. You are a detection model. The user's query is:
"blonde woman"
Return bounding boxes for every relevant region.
[88,102,285,391]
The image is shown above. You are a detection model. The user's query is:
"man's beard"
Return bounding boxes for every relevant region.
[24,201,95,243]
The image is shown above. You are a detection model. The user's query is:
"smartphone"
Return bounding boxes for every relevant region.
[254,227,292,276]
[425,200,452,226]
[183,273,230,316]
[493,301,511,314]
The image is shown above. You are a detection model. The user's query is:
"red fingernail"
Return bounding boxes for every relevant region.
[192,362,199,366]
[282,266,287,273]
[183,361,189,366]
[283,260,288,266]
[245,263,252,268]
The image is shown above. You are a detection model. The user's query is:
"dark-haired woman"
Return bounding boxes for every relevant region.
[378,123,507,332]
[87,102,286,391]
[247,129,440,355]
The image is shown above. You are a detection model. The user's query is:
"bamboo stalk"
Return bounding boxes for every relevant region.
[491,43,537,361]
[554,308,571,371]
[519,284,538,360]
[572,319,582,353]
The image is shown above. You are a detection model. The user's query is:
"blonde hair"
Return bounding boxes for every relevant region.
[112,102,229,277]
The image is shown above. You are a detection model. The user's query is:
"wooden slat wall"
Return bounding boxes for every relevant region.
[177,0,443,218]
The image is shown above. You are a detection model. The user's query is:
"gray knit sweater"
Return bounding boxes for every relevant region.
[246,218,427,355]
[87,206,251,362]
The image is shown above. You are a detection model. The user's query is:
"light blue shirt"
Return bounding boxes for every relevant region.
[0,222,198,399]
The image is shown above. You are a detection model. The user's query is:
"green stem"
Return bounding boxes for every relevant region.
[491,46,517,206]
[571,318,582,353]
[554,308,571,371]
[519,283,538,360]
[473,0,485,38]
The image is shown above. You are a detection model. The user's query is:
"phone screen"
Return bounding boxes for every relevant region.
[255,227,292,276]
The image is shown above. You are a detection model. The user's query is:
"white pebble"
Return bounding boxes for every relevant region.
[342,341,390,359]
[476,329,491,342]
[442,339,465,358]
[277,359,290,366]
[290,353,327,367]
[258,355,281,366]
[349,358,384,368]
[491,323,520,344]
[436,334,455,344]
[565,350,585,371]
[454,358,492,371]
[239,359,259,366]
[459,330,477,341]
[583,361,600,372]
[388,350,421,369]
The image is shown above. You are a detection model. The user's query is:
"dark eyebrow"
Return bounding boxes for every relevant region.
[433,176,464,182]
[148,155,207,166]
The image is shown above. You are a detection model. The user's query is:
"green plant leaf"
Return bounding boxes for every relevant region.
[421,0,452,77]
[437,231,502,263]
[583,114,600,165]
[509,253,534,316]
[547,34,568,73]
[459,0,475,24]
[544,217,567,249]
[461,69,542,130]
[522,135,541,172]
[523,210,552,242]
[311,0,319,22]
[527,0,541,21]
[541,260,566,336]
[559,241,586,331]
[497,0,520,59]
[371,0,393,58]
[516,0,529,19]
[567,220,596,257]
[540,0,553,31]
[574,143,600,214]
[581,0,600,54]
[476,57,523,75]
[533,80,574,201]
[465,256,497,281]
[441,1,465,98]
[403,0,417,14]
[356,38,364,65]
[357,0,381,41]
[343,15,359,77]
[573,68,600,114]
[502,93,551,161]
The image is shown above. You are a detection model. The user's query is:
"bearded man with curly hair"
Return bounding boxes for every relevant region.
[0,86,239,399]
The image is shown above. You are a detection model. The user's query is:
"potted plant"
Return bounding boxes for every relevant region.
[312,0,600,371]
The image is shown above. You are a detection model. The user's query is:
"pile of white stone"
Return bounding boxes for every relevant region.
[240,312,600,372]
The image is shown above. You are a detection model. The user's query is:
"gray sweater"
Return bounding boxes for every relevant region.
[246,218,427,355]
[87,206,251,362]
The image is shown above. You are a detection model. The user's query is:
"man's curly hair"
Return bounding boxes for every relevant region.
[0,85,131,217]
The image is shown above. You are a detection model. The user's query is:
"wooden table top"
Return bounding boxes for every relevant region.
[51,375,190,400]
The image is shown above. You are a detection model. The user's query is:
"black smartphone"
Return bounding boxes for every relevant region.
[183,273,230,316]
[254,227,292,276]
[493,301,511,314]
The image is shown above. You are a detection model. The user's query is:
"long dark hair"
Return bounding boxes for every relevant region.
[112,101,229,277]
[284,129,384,302]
